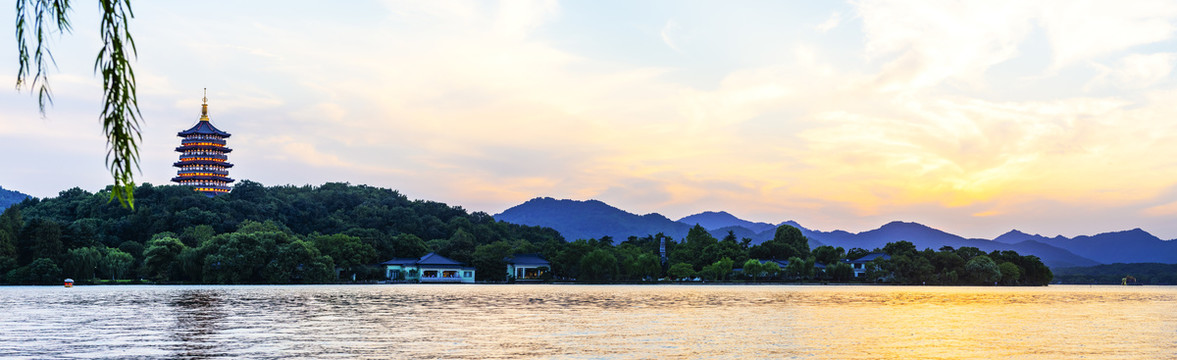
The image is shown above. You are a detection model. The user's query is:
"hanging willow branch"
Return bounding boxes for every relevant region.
[15,0,141,209]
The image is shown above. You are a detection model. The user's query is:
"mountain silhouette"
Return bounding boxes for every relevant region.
[494,197,1123,268]
[0,186,31,210]
[994,228,1177,264]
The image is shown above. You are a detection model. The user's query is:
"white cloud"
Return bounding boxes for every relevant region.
[815,12,842,33]
[661,19,683,53]
[1038,0,1177,71]
[1087,53,1177,90]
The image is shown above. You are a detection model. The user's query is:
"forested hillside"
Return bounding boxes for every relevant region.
[0,182,1052,285]
[0,181,565,284]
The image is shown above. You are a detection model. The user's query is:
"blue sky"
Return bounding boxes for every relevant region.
[4,1,1177,239]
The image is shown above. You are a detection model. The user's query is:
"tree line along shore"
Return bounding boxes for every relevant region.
[0,182,1050,285]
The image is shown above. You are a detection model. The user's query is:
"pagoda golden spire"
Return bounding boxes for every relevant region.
[200,88,209,121]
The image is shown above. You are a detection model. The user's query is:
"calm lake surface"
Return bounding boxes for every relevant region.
[1,284,1174,359]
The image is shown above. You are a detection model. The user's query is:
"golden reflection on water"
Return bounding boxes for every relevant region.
[0,285,1174,359]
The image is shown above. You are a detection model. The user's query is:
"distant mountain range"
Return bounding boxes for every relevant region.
[494,197,1177,268]
[0,186,31,210]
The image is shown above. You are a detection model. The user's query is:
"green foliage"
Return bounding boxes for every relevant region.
[668,262,695,280]
[669,225,718,270]
[65,246,103,281]
[472,241,513,282]
[5,257,62,284]
[812,246,845,266]
[18,218,64,265]
[3,182,1057,286]
[310,233,375,279]
[828,261,853,281]
[102,248,133,280]
[199,231,284,284]
[749,225,810,261]
[16,0,143,208]
[265,240,334,283]
[1053,263,1176,284]
[142,236,185,281]
[965,255,1001,285]
[845,247,870,260]
[783,257,813,280]
[998,262,1021,285]
[700,257,735,281]
[743,259,764,280]
[579,248,618,281]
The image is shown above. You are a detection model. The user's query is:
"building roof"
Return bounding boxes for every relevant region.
[380,257,421,266]
[505,253,550,266]
[381,252,472,268]
[417,252,467,266]
[178,120,231,137]
[846,253,891,263]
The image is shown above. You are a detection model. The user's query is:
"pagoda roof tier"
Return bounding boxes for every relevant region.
[174,160,235,168]
[178,120,231,137]
[175,145,233,153]
[172,175,236,183]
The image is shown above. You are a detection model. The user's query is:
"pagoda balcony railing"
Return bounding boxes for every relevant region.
[175,146,233,154]
[173,176,236,183]
[174,170,229,177]
[176,169,230,176]
[187,185,232,191]
[174,160,234,168]
[179,154,228,161]
[182,138,226,145]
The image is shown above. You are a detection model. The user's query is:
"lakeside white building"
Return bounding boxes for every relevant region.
[381,253,476,284]
[505,253,550,281]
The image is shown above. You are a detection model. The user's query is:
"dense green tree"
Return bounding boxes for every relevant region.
[310,234,376,280]
[998,262,1022,285]
[670,225,719,271]
[391,233,430,259]
[472,241,513,282]
[812,246,845,265]
[199,231,284,284]
[64,246,103,281]
[743,259,764,281]
[179,225,215,247]
[700,257,734,281]
[5,257,62,284]
[965,255,1001,285]
[265,240,334,283]
[828,261,853,281]
[845,247,870,260]
[18,218,64,265]
[436,229,477,265]
[142,236,185,281]
[668,262,695,280]
[0,206,22,260]
[579,248,617,281]
[632,253,661,281]
[748,225,811,261]
[783,256,814,280]
[102,249,134,280]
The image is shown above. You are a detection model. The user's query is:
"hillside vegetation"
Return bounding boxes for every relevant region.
[0,182,1051,285]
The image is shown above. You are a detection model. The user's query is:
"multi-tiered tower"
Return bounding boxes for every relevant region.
[172,90,234,196]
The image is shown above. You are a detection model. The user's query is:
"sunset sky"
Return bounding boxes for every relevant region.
[3,1,1177,239]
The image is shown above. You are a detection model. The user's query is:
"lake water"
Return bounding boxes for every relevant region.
[1,284,1174,359]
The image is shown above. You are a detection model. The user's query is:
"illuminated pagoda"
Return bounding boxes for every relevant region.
[172,90,234,196]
